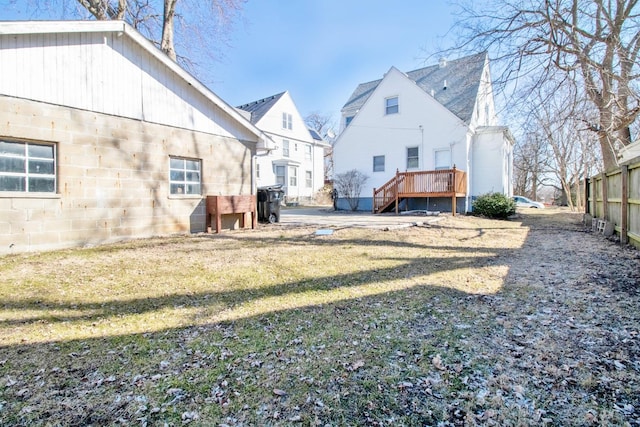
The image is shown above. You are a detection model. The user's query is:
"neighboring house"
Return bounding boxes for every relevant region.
[0,20,269,254]
[236,92,329,203]
[333,52,514,213]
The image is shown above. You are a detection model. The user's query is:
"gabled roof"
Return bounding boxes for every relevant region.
[0,20,267,146]
[236,92,286,124]
[342,52,488,124]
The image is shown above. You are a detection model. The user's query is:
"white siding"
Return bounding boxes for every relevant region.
[253,92,327,199]
[0,30,254,142]
[334,68,468,194]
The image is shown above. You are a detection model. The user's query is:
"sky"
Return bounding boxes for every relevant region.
[0,0,458,128]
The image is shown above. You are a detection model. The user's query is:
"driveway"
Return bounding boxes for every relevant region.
[278,207,444,230]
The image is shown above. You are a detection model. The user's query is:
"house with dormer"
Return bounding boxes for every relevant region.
[237,92,329,203]
[333,52,514,213]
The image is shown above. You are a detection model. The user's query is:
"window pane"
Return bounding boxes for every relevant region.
[170,158,184,169]
[28,177,55,192]
[0,140,25,156]
[0,157,25,173]
[186,183,201,194]
[0,175,25,191]
[29,159,54,175]
[171,183,185,194]
[386,97,399,114]
[185,160,200,171]
[185,171,200,182]
[28,144,54,159]
[170,170,185,181]
[373,156,385,172]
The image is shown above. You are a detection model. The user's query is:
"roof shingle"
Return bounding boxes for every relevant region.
[342,52,488,124]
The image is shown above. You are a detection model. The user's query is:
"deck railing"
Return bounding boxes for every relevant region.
[373,167,467,214]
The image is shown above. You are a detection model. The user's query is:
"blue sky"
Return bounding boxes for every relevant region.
[0,0,458,127]
[211,1,457,124]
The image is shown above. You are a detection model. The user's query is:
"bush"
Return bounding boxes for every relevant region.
[472,193,516,219]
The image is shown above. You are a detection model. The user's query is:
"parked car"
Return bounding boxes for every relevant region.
[513,195,545,209]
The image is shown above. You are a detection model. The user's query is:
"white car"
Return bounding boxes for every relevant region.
[513,196,545,209]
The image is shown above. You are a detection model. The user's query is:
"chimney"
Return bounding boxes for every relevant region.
[439,57,447,68]
[443,80,447,90]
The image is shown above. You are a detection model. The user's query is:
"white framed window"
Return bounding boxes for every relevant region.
[304,144,312,160]
[373,155,385,172]
[288,166,297,186]
[305,170,312,188]
[275,165,285,185]
[282,140,290,157]
[434,148,451,170]
[169,157,201,195]
[256,162,260,178]
[282,112,292,130]
[0,139,56,193]
[407,147,419,169]
[385,96,399,115]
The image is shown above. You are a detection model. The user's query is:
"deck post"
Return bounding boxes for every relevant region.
[451,166,457,216]
[395,169,399,214]
[372,187,376,213]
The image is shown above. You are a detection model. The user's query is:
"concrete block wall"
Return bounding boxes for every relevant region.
[0,96,256,254]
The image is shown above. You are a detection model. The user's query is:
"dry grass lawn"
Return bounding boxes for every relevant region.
[0,209,639,426]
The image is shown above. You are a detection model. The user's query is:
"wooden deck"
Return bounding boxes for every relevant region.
[373,168,467,215]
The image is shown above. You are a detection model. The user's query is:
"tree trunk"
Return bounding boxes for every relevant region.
[161,0,178,61]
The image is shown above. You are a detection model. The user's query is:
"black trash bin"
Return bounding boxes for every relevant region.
[257,184,284,223]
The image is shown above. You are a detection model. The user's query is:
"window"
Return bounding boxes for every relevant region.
[385,97,399,115]
[304,144,312,160]
[282,112,292,130]
[434,149,451,170]
[256,163,260,178]
[275,165,285,185]
[305,171,312,188]
[373,155,385,172]
[169,157,201,195]
[0,139,56,193]
[282,140,290,157]
[345,116,354,127]
[289,166,297,186]
[407,147,419,169]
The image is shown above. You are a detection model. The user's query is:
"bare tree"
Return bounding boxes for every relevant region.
[305,111,337,181]
[333,169,368,211]
[450,0,640,170]
[21,0,244,66]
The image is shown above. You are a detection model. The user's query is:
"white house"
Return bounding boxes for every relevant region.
[333,52,514,213]
[236,92,329,203]
[0,20,268,254]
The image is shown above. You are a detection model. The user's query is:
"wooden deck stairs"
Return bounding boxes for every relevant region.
[373,167,467,215]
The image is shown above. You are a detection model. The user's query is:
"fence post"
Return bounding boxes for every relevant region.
[601,172,608,221]
[584,177,590,214]
[621,165,629,245]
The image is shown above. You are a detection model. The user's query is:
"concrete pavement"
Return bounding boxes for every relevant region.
[278,207,444,230]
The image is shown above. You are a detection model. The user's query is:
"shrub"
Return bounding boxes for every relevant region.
[472,192,516,219]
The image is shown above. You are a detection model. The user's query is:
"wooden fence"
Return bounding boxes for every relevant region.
[586,156,640,248]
